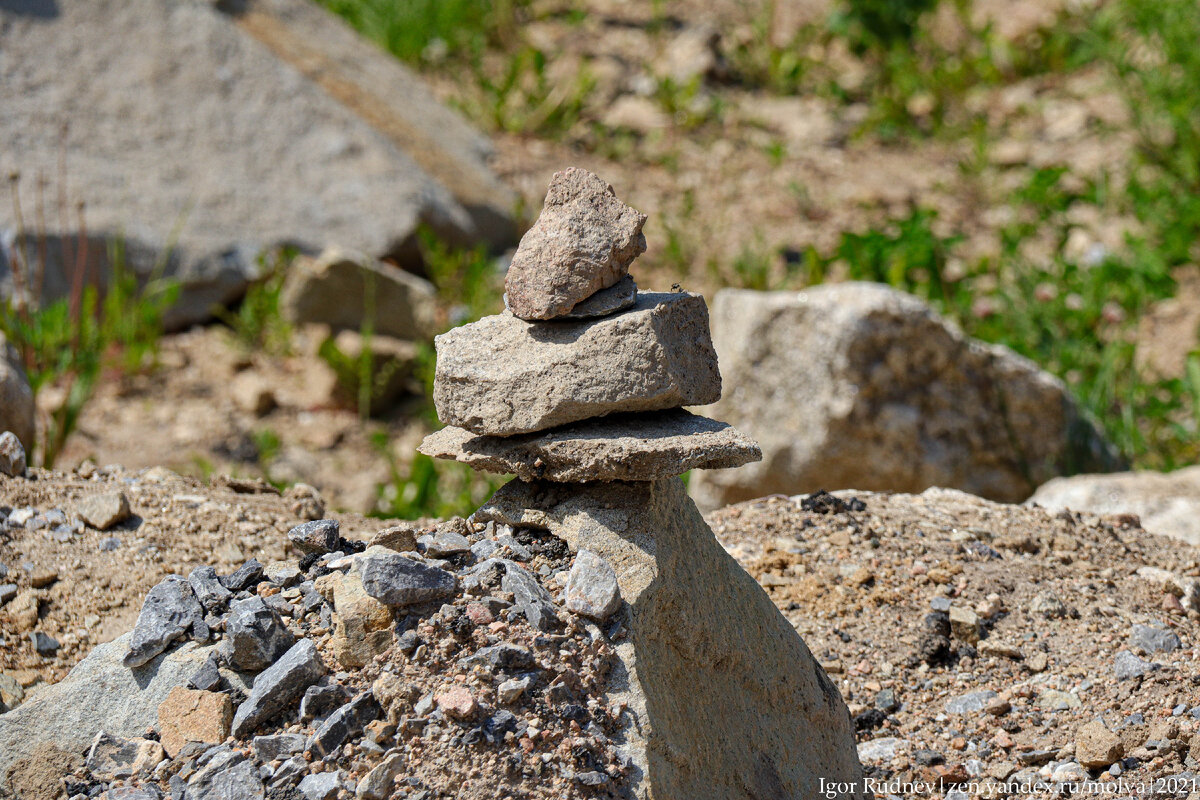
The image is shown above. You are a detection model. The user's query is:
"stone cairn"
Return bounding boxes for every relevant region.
[420,167,865,799]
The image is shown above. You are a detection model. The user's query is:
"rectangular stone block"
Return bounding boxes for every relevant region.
[433,292,721,436]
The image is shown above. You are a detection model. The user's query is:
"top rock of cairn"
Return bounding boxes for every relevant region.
[503,167,647,321]
[422,168,760,482]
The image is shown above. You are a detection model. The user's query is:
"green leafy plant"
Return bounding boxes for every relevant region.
[416,225,502,324]
[464,47,596,139]
[371,440,501,520]
[833,207,964,304]
[831,0,939,53]
[654,76,724,131]
[317,335,407,419]
[214,249,294,355]
[317,0,523,66]
[725,0,810,94]
[0,238,178,467]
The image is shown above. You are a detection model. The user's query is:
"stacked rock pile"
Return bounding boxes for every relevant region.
[421,168,865,799]
[419,166,762,483]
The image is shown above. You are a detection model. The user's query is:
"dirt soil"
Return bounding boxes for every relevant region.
[424,0,1137,290]
[54,325,432,516]
[711,488,1200,796]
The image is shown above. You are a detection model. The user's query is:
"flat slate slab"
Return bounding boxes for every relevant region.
[433,292,721,436]
[504,275,638,321]
[418,409,760,481]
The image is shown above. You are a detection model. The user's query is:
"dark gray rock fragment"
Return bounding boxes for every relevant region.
[187,653,225,692]
[297,771,346,800]
[220,559,265,592]
[222,596,295,672]
[300,683,352,723]
[306,691,382,757]
[458,642,538,674]
[188,566,233,613]
[188,754,264,800]
[501,560,559,631]
[30,631,59,656]
[358,551,457,607]
[252,733,306,762]
[1113,649,1159,679]
[231,639,326,738]
[1130,623,1182,654]
[124,575,206,668]
[288,519,340,555]
[269,756,307,790]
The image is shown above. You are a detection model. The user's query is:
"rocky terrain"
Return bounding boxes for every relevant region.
[4,465,1200,798]
[0,168,868,800]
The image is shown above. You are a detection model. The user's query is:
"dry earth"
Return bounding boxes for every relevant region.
[435,0,1137,289]
[712,489,1200,797]
[54,326,433,516]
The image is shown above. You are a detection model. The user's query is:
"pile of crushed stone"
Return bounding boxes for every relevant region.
[2,493,631,800]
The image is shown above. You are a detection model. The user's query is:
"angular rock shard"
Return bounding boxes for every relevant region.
[356,549,457,607]
[476,477,866,799]
[222,596,296,672]
[124,575,207,668]
[433,292,721,436]
[231,639,326,738]
[564,549,622,621]
[419,409,760,481]
[504,168,647,321]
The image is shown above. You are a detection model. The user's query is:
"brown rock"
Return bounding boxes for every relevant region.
[327,571,394,669]
[978,640,1024,660]
[75,491,131,530]
[156,686,233,757]
[1076,720,1123,768]
[504,168,646,321]
[6,590,39,632]
[949,606,981,644]
[368,524,420,553]
[29,570,58,589]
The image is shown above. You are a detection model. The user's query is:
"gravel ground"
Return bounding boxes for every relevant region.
[4,471,1200,797]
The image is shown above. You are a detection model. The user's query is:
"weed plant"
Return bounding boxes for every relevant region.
[1,177,178,467]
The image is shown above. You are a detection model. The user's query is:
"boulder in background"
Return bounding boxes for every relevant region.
[690,283,1122,509]
[0,0,516,329]
[1030,465,1200,545]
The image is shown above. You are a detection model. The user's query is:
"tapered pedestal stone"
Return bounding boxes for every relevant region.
[476,478,866,800]
[433,292,721,436]
[419,409,761,482]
